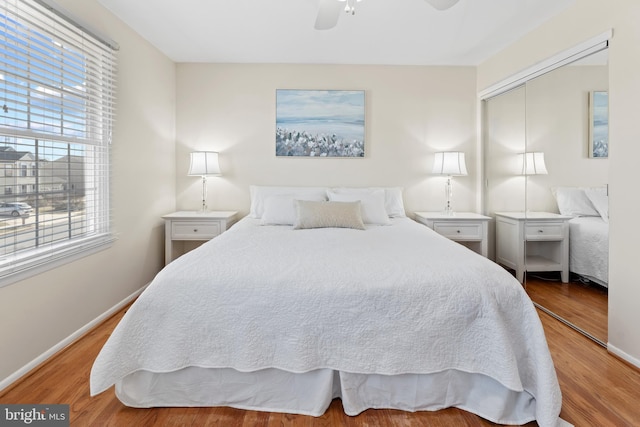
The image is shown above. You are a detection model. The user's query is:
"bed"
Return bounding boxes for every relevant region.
[569,216,608,287]
[553,186,609,287]
[90,186,562,426]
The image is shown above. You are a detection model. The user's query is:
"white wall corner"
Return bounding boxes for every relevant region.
[607,343,640,370]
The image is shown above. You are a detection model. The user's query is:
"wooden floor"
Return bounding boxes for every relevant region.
[525,273,608,344]
[1,302,639,426]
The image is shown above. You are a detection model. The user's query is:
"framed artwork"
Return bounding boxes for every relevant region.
[276,90,365,157]
[589,90,608,158]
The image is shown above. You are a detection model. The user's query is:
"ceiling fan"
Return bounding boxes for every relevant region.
[314,0,460,30]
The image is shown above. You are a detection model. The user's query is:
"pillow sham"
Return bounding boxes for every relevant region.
[552,186,601,217]
[249,185,328,218]
[293,200,365,230]
[260,194,327,225]
[329,187,406,217]
[327,189,390,225]
[382,187,407,218]
[584,189,609,223]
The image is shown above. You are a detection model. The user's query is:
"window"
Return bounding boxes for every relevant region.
[0,0,117,286]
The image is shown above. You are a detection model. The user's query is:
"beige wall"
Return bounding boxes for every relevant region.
[0,0,176,382]
[478,0,640,365]
[175,64,478,217]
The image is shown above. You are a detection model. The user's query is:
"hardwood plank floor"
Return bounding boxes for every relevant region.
[525,272,608,344]
[1,302,639,426]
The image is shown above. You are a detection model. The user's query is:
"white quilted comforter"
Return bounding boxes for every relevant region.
[90,217,561,425]
[569,216,609,286]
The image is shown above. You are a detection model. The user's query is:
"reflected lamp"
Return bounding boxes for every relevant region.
[521,152,548,175]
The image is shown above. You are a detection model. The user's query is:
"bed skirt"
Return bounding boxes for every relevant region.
[115,367,540,425]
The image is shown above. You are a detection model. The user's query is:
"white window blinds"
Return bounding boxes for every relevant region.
[0,0,117,286]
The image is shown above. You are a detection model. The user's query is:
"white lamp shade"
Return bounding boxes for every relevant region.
[188,151,221,176]
[432,152,468,176]
[521,152,548,175]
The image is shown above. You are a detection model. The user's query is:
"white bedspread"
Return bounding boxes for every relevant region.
[569,216,608,286]
[90,217,561,425]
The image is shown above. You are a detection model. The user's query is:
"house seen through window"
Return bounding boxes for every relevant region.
[0,0,116,285]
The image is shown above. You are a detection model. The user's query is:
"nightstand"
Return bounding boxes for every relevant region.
[414,212,491,257]
[162,211,238,264]
[495,212,571,283]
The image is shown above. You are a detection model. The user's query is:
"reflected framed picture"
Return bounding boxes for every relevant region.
[275,90,365,157]
[588,90,608,158]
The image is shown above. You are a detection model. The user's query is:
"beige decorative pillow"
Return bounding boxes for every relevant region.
[293,200,365,230]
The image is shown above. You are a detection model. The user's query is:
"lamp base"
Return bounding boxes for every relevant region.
[443,176,455,216]
[196,175,208,213]
[442,207,456,216]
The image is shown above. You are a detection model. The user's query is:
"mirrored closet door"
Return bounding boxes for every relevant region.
[483,48,609,346]
[483,85,526,261]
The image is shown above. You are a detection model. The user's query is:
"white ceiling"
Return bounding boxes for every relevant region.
[97,0,576,66]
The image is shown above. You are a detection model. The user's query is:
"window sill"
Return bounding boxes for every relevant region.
[0,235,116,289]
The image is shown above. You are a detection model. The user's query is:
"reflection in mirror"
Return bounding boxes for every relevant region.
[483,85,526,261]
[483,48,609,347]
[523,49,609,346]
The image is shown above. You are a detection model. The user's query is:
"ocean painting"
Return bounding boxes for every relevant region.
[276,90,365,157]
[589,90,608,158]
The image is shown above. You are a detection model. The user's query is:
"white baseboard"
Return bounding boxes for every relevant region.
[608,342,640,369]
[0,285,147,393]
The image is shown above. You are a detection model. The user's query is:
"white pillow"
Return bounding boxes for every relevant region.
[329,187,406,218]
[552,186,600,217]
[249,186,328,218]
[327,189,390,225]
[260,194,326,225]
[584,189,609,223]
[383,187,407,218]
[293,200,365,230]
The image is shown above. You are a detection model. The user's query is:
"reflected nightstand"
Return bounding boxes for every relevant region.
[495,212,571,283]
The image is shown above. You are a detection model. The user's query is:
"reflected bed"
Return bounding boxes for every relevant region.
[553,186,609,287]
[569,216,609,287]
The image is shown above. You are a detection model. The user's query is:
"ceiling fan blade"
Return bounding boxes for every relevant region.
[424,0,460,11]
[314,0,342,30]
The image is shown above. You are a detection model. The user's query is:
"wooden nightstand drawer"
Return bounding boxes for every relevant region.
[433,223,483,240]
[172,221,221,239]
[525,223,564,240]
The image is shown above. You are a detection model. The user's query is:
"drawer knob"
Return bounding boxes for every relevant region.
[193,228,198,233]
[456,230,461,233]
[538,229,544,233]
